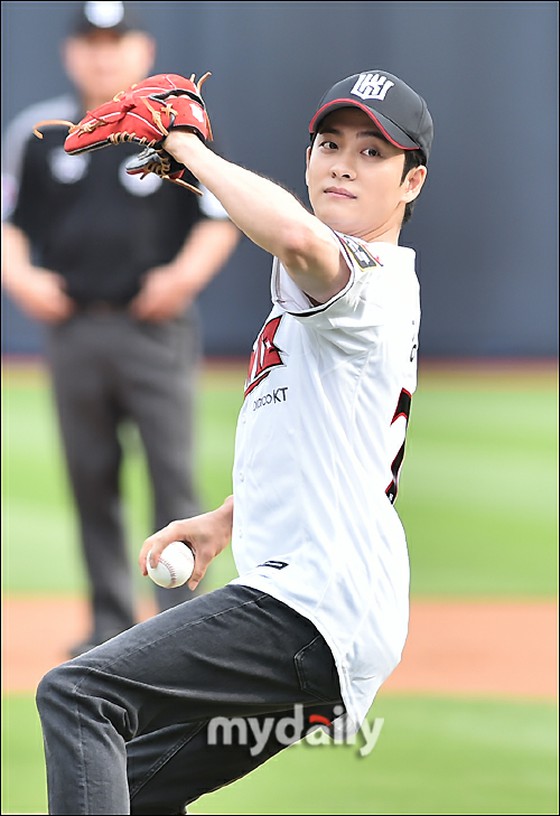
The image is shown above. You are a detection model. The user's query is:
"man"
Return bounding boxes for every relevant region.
[1,1,240,657]
[36,68,433,813]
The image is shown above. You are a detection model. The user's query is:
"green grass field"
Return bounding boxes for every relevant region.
[2,359,558,814]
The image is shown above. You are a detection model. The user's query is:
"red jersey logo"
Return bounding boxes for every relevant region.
[244,316,284,397]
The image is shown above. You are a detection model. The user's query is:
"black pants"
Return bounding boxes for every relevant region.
[46,309,202,640]
[36,585,344,814]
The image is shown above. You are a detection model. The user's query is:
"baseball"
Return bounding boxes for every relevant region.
[147,541,195,589]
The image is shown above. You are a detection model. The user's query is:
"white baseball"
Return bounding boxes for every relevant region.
[147,541,195,589]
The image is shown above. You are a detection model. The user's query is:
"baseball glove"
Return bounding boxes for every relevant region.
[32,72,213,195]
[125,146,189,187]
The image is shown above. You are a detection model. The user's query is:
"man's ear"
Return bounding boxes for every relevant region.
[304,144,312,187]
[402,165,427,204]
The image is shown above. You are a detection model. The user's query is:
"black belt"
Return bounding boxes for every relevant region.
[77,301,129,314]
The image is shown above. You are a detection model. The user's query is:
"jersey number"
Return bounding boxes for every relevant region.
[386,388,412,504]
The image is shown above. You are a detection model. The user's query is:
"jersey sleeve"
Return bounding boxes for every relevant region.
[2,95,76,224]
[2,110,34,222]
[270,231,392,341]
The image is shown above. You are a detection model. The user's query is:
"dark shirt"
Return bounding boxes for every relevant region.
[7,95,220,306]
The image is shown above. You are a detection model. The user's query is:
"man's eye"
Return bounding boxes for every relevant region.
[364,147,379,157]
[319,140,337,150]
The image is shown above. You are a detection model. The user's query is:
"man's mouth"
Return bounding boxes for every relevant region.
[324,186,356,199]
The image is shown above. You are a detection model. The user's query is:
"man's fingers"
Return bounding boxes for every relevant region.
[139,519,196,575]
[138,534,172,574]
[187,550,212,591]
[138,541,154,575]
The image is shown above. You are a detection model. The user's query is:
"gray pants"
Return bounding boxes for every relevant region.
[46,309,202,640]
[36,585,343,815]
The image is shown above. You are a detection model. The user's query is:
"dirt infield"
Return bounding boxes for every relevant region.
[2,596,557,699]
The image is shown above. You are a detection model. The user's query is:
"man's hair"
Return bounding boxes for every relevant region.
[401,150,425,226]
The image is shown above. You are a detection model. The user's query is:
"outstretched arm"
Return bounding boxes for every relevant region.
[164,131,348,304]
[34,71,346,303]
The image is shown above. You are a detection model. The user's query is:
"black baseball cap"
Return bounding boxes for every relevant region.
[309,70,433,163]
[70,1,146,36]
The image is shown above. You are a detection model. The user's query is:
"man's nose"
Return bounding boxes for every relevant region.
[330,157,355,179]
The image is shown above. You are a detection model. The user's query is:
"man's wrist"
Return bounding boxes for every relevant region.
[220,495,234,523]
[163,130,204,165]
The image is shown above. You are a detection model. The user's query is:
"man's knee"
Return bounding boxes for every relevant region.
[36,661,81,721]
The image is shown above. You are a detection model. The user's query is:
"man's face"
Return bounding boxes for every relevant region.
[306,107,423,242]
[63,30,155,105]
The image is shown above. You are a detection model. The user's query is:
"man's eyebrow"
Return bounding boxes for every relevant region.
[319,126,386,141]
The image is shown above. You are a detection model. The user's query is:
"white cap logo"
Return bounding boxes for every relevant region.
[351,73,395,102]
[84,1,125,29]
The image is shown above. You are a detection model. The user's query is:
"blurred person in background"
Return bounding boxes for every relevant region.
[1,0,240,656]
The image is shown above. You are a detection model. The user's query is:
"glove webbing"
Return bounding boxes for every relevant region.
[131,149,203,195]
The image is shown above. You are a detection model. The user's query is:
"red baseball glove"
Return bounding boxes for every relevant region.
[32,72,213,195]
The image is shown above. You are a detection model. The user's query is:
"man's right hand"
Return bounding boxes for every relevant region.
[139,495,234,592]
[7,267,76,323]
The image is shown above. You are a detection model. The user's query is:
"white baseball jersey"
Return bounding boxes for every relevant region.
[229,230,420,733]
